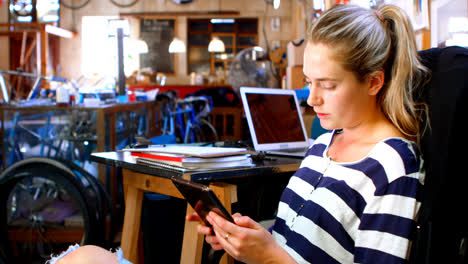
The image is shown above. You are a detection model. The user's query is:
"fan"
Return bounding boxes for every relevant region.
[229,47,279,93]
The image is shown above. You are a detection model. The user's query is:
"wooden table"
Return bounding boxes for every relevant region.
[91,151,301,264]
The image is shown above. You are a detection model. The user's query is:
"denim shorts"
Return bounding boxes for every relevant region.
[46,244,132,264]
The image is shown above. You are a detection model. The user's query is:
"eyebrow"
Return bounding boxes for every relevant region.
[304,76,339,82]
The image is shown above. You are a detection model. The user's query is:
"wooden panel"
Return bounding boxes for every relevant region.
[210,106,243,141]
[8,229,84,243]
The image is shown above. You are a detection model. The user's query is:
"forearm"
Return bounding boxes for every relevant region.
[261,243,298,264]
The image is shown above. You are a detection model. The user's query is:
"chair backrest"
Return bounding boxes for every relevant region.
[410,46,468,263]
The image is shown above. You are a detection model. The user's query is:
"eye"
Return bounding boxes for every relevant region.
[320,81,336,89]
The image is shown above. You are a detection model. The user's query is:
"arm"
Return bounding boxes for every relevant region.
[207,212,298,264]
[187,212,297,264]
[354,174,422,263]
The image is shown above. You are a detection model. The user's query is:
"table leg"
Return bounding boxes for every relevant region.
[180,205,205,264]
[210,183,236,264]
[121,185,143,264]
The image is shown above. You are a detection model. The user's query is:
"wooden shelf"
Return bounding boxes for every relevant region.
[187,18,258,75]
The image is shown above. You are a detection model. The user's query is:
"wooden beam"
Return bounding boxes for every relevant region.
[44,24,76,38]
[40,27,48,76]
[120,11,240,19]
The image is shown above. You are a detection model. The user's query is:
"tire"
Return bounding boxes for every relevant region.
[185,119,219,143]
[198,118,219,143]
[0,158,103,263]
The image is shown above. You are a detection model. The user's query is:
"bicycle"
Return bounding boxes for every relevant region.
[1,107,114,263]
[153,92,219,144]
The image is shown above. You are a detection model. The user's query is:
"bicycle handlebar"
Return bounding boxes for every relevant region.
[176,96,212,119]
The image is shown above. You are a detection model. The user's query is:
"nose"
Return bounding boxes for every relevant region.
[307,83,323,107]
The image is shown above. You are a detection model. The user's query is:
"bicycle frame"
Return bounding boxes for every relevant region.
[158,95,215,143]
[0,69,67,103]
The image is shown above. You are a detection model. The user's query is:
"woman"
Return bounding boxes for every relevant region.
[188,4,427,264]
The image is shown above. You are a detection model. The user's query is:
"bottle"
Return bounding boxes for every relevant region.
[56,83,70,107]
[282,74,287,89]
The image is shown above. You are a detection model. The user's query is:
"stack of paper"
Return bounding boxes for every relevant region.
[123,146,254,170]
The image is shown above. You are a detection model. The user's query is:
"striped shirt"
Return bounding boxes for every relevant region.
[272,131,424,263]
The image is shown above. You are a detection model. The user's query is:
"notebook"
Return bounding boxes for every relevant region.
[240,87,310,158]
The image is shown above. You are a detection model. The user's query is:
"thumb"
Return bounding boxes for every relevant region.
[233,215,262,230]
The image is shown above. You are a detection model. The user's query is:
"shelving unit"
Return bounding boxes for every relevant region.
[187,18,258,76]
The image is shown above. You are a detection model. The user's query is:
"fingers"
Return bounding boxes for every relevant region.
[186,212,202,222]
[233,215,262,230]
[232,212,243,218]
[197,223,212,236]
[205,235,223,250]
[208,211,237,234]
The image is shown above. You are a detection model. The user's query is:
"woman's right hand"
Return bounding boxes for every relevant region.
[186,213,223,250]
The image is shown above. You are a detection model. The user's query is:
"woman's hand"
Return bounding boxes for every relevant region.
[186,212,223,250]
[207,212,296,264]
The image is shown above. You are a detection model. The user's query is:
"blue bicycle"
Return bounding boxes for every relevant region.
[153,92,218,144]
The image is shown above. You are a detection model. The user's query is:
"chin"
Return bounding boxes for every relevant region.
[319,121,334,131]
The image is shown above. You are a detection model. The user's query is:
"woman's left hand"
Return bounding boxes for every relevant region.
[206,212,292,264]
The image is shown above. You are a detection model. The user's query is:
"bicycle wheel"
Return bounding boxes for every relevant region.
[199,118,219,142]
[0,160,100,263]
[186,119,219,143]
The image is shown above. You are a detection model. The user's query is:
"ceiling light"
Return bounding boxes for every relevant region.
[208,37,225,52]
[131,38,148,54]
[210,18,235,24]
[273,0,280,9]
[168,37,186,53]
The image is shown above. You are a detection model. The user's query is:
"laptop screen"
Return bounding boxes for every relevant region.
[240,87,309,152]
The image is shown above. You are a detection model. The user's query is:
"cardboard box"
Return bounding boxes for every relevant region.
[287,65,305,90]
[287,39,306,66]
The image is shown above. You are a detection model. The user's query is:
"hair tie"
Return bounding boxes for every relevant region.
[374,10,384,21]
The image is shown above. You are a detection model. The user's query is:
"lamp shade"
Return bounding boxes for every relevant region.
[169,37,186,53]
[273,0,280,9]
[132,38,148,54]
[208,37,225,52]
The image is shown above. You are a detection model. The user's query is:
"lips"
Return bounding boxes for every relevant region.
[316,113,329,119]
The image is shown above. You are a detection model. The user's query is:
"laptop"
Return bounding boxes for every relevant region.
[240,87,311,158]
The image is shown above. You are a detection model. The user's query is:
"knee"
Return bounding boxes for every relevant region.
[56,245,119,264]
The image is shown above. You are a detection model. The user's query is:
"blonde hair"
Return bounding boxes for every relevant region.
[308,4,428,141]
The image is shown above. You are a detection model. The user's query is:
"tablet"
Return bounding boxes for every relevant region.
[171,176,234,226]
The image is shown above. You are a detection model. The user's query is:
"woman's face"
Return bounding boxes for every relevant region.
[303,42,377,131]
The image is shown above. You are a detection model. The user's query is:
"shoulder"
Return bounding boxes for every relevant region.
[368,137,423,182]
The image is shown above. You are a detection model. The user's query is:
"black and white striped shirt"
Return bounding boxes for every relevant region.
[272,131,424,263]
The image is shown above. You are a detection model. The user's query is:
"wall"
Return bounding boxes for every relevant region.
[0,0,447,82]
[57,0,295,82]
[431,0,468,47]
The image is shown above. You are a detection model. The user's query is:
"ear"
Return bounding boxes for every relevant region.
[367,71,385,96]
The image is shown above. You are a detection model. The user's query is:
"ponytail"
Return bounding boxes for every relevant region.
[378,5,429,142]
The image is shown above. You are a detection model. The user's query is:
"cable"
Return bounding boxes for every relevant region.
[60,0,91,10]
[109,0,139,8]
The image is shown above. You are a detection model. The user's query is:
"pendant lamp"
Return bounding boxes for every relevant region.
[273,0,280,9]
[208,37,225,52]
[168,37,186,53]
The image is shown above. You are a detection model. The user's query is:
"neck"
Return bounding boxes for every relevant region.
[340,108,401,144]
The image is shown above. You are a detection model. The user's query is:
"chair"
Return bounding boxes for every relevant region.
[410,46,468,264]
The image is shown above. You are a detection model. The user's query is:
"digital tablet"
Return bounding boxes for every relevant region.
[171,176,234,226]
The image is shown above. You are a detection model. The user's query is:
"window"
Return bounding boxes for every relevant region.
[81,16,140,78]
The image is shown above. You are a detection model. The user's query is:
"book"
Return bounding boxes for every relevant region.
[136,156,253,170]
[122,145,250,158]
[130,151,251,164]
